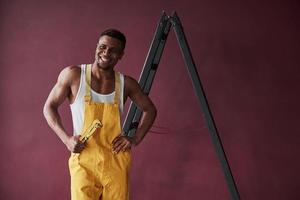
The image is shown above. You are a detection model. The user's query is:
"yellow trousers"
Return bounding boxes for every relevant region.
[69,64,131,200]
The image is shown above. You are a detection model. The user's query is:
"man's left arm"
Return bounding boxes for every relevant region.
[112,76,157,153]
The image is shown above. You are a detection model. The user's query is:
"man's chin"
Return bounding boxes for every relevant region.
[97,62,111,70]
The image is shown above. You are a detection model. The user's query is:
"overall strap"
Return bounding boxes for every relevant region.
[114,71,121,105]
[85,63,121,104]
[84,64,92,102]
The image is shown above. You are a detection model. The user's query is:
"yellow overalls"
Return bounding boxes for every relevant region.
[68,64,131,200]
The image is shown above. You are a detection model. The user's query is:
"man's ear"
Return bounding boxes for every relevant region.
[119,51,125,60]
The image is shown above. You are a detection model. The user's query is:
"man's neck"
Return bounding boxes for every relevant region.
[92,63,114,80]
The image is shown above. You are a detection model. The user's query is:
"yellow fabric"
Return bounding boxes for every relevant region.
[69,64,131,200]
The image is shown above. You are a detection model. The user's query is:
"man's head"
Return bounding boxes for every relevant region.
[95,29,126,70]
[99,29,126,50]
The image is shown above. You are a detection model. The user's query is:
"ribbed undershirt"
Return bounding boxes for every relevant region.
[70,64,124,135]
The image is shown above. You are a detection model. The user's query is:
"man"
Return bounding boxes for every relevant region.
[43,29,157,200]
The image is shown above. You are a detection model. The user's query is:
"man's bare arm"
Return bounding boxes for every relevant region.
[126,76,157,144]
[43,66,85,153]
[112,76,157,153]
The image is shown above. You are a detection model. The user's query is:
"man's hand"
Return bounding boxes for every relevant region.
[65,135,86,153]
[112,135,136,154]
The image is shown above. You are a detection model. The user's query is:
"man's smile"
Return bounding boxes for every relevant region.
[99,56,111,63]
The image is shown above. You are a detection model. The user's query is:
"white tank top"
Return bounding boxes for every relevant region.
[70,64,124,135]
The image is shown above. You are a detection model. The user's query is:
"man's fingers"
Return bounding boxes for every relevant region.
[114,141,126,153]
[123,143,132,151]
[112,135,122,145]
[113,138,126,153]
[112,140,123,152]
[73,140,86,153]
[73,146,84,153]
[112,138,124,149]
[113,138,132,153]
[112,135,125,150]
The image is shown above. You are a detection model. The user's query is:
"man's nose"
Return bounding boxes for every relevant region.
[102,48,111,56]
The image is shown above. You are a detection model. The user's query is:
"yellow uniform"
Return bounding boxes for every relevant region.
[68,64,131,200]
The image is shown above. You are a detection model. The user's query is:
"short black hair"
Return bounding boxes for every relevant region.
[100,29,126,50]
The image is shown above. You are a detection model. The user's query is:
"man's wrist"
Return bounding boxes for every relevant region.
[132,136,141,146]
[61,134,71,145]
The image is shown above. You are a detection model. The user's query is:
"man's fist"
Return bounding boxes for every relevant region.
[65,135,86,153]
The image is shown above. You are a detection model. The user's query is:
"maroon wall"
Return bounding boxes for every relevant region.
[1,0,299,199]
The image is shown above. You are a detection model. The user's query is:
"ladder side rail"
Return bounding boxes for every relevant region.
[127,20,172,137]
[137,13,169,87]
[171,13,240,200]
[123,13,171,135]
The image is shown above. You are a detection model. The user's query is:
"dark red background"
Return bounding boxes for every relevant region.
[1,0,299,199]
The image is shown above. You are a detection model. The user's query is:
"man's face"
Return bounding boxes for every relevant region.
[95,35,124,70]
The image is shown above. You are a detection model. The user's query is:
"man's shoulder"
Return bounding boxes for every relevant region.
[60,65,81,78]
[57,65,81,85]
[123,75,141,92]
[62,65,81,75]
[123,75,138,85]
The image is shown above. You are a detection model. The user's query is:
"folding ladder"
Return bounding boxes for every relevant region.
[122,11,240,200]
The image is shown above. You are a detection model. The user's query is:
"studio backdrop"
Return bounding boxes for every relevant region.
[0,0,299,199]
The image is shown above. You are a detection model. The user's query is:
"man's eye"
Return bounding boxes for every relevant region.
[111,49,121,54]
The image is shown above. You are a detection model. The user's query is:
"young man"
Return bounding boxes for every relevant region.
[43,29,157,200]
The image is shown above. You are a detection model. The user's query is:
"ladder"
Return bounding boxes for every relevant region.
[122,11,240,200]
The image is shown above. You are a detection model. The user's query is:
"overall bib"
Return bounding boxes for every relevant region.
[68,64,131,200]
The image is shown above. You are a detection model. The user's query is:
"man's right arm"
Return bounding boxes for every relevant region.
[43,66,84,153]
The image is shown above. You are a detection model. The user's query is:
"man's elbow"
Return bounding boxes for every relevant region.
[43,102,59,128]
[43,101,56,119]
[142,104,157,116]
[43,102,50,119]
[150,104,157,119]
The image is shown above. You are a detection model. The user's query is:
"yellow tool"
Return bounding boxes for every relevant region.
[80,119,103,143]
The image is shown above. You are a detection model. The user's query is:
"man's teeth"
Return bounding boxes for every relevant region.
[101,57,109,62]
